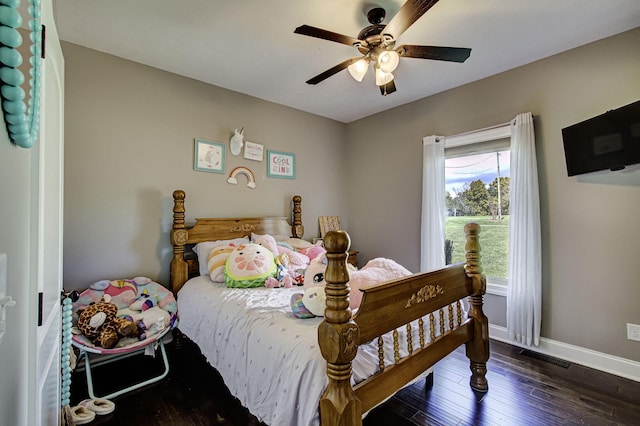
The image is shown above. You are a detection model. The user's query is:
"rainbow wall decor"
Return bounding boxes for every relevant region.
[227,166,256,189]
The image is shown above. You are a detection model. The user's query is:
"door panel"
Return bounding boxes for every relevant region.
[34,0,65,423]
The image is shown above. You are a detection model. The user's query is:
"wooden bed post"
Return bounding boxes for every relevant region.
[318,230,362,426]
[463,223,490,392]
[170,190,189,295]
[292,195,304,238]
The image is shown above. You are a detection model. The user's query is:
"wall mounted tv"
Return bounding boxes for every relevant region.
[561,99,640,176]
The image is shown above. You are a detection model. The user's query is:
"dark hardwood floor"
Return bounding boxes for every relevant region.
[70,331,640,425]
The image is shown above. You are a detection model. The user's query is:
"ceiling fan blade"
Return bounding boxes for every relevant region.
[379,80,397,96]
[294,25,360,47]
[383,0,440,40]
[305,57,361,85]
[396,45,471,62]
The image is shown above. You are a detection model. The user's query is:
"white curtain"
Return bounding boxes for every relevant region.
[507,112,542,346]
[420,136,445,272]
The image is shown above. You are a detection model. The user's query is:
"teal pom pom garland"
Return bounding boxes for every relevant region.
[60,291,78,408]
[0,0,42,148]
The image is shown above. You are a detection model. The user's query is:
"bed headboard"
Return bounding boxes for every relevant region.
[169,190,303,294]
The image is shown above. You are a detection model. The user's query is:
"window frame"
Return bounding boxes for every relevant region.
[444,124,511,297]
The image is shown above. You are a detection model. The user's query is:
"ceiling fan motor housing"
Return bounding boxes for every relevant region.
[357,8,397,54]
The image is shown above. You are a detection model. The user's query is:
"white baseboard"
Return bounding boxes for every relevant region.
[489,324,640,382]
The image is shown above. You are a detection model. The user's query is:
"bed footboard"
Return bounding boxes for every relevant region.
[319,223,489,426]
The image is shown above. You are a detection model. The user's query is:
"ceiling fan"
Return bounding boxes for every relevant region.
[294,0,471,96]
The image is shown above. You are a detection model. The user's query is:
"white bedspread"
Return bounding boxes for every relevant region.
[178,276,435,426]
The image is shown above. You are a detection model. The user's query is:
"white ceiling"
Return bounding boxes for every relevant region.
[54,0,640,123]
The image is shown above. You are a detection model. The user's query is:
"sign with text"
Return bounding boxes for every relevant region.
[267,150,296,179]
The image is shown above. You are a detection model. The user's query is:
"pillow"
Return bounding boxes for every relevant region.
[207,244,236,283]
[193,237,250,276]
[283,238,314,250]
[225,243,277,288]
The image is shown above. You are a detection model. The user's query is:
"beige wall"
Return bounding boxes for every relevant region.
[63,28,640,363]
[62,42,348,290]
[345,27,640,361]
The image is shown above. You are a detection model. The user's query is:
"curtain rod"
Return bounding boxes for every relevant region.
[445,121,511,140]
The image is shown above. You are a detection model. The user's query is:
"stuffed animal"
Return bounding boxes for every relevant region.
[290,286,326,318]
[225,243,277,288]
[255,234,310,273]
[119,305,171,340]
[302,245,326,262]
[265,253,294,288]
[304,256,412,310]
[303,255,331,288]
[207,243,238,283]
[117,292,158,322]
[280,238,326,262]
[77,297,139,348]
[136,306,171,338]
[129,292,157,311]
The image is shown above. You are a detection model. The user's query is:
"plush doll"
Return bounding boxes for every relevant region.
[117,291,157,321]
[119,306,171,340]
[135,306,171,338]
[290,286,326,318]
[265,253,294,288]
[346,258,412,309]
[255,234,310,272]
[304,256,412,310]
[303,255,330,288]
[225,243,277,288]
[129,292,157,311]
[207,243,238,283]
[302,245,326,262]
[77,297,139,348]
[280,238,326,262]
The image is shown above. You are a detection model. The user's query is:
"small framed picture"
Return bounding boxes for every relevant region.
[318,216,341,238]
[244,141,264,162]
[194,138,225,173]
[267,150,296,179]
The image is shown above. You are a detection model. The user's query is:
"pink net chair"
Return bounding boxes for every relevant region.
[71,277,178,400]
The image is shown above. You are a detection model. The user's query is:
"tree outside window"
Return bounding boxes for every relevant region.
[445,150,510,283]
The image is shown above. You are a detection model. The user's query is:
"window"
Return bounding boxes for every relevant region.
[442,126,511,296]
[423,113,541,342]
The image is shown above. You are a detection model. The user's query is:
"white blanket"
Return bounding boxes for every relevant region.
[178,277,437,425]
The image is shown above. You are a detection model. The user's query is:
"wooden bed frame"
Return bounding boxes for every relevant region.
[170,189,489,426]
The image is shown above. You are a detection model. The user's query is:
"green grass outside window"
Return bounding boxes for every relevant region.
[445,216,509,280]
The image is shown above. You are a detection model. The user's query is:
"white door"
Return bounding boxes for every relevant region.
[32,1,65,424]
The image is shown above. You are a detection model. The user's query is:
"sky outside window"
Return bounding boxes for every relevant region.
[446,150,510,195]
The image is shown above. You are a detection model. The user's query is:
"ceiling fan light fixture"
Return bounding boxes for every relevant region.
[377,49,399,73]
[347,59,369,82]
[375,66,394,87]
[295,1,471,96]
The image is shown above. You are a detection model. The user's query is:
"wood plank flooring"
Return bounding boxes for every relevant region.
[70,332,640,425]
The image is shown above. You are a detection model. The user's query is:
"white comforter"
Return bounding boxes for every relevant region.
[178,277,432,426]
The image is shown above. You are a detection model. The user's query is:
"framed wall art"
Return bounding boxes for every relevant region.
[194,138,225,173]
[267,150,296,179]
[318,216,341,238]
[244,141,264,161]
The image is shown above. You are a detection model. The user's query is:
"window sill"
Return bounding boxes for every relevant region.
[486,281,507,297]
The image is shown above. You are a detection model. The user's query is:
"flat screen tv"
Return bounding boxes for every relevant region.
[561,99,640,176]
